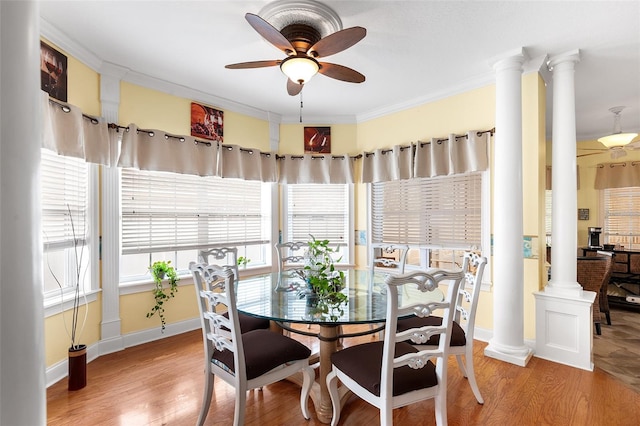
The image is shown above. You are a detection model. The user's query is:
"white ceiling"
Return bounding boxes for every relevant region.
[39,1,640,141]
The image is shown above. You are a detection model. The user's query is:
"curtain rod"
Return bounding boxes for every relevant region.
[48,98,99,125]
[419,127,495,148]
[275,154,363,160]
[107,123,214,147]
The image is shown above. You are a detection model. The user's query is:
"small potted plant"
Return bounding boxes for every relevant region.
[147,260,179,332]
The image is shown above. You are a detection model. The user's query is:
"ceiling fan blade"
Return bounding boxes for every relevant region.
[308,27,366,58]
[245,13,295,54]
[577,152,606,157]
[287,79,303,96]
[225,60,281,69]
[318,62,365,83]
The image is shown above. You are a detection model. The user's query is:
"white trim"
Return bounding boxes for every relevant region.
[46,318,201,388]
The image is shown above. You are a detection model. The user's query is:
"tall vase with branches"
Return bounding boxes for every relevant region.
[46,205,89,390]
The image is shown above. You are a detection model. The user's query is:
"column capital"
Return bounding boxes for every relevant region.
[489,47,528,72]
[547,49,581,70]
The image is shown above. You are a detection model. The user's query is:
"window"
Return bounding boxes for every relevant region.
[371,173,482,268]
[603,187,640,250]
[283,184,351,263]
[120,168,272,280]
[41,148,96,298]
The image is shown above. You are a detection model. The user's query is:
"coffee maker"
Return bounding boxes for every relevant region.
[588,227,602,248]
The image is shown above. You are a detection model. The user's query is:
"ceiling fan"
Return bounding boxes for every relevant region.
[225,10,366,96]
[577,106,640,159]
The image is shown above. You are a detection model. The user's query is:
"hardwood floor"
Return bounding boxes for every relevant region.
[47,323,640,425]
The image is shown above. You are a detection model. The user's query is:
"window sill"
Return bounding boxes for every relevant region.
[44,289,101,318]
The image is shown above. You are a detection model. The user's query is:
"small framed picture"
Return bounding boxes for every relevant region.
[40,41,68,102]
[304,126,331,154]
[578,208,589,220]
[191,102,224,142]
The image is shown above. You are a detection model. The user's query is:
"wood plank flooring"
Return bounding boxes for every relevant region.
[47,322,640,425]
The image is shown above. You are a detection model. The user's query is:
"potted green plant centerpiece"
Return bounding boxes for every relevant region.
[295,236,348,321]
[147,260,179,332]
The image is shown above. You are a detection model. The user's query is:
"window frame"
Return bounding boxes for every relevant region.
[368,170,490,285]
[118,168,274,284]
[282,183,354,265]
[42,150,100,316]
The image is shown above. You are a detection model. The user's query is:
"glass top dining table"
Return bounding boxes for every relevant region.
[234,269,445,424]
[234,269,444,328]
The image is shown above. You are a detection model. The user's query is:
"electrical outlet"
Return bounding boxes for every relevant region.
[626,296,640,305]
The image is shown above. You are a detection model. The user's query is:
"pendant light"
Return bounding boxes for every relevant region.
[598,106,638,148]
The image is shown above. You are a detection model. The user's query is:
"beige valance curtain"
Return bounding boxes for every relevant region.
[414,131,489,177]
[220,144,277,182]
[118,123,220,176]
[42,91,112,165]
[361,145,413,183]
[42,96,494,184]
[278,154,354,184]
[595,161,640,189]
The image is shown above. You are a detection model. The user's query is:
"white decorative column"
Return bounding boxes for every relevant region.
[534,50,595,371]
[484,48,533,367]
[98,62,128,355]
[0,1,46,424]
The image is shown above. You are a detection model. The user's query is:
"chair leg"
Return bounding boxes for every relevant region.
[326,370,341,426]
[463,353,484,404]
[299,366,314,420]
[197,372,214,426]
[595,322,602,335]
[234,387,246,426]
[605,311,611,325]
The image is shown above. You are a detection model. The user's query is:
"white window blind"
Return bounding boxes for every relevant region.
[371,174,482,248]
[121,168,269,254]
[41,148,90,293]
[603,187,640,250]
[285,184,349,243]
[545,190,552,236]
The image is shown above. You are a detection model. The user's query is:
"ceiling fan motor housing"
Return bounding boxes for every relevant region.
[280,23,321,55]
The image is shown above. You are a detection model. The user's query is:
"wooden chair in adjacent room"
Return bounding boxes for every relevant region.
[195,248,270,334]
[396,251,487,404]
[596,250,614,326]
[577,254,614,335]
[326,268,465,426]
[190,263,314,426]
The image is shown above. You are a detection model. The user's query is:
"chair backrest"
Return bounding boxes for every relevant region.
[275,241,307,273]
[369,242,409,275]
[198,247,239,279]
[454,252,488,337]
[383,268,465,404]
[189,262,246,384]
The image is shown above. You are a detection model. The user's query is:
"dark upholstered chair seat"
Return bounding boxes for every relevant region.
[212,329,311,380]
[396,316,466,347]
[222,311,270,333]
[330,341,437,397]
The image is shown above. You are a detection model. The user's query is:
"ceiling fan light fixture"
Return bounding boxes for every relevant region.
[280,56,319,84]
[598,106,638,148]
[598,132,639,149]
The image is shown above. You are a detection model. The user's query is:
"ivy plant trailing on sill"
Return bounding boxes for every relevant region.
[147,260,179,332]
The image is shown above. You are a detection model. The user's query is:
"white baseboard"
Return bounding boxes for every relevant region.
[46,318,200,388]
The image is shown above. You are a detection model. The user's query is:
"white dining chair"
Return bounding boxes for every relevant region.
[369,243,409,276]
[275,241,307,273]
[194,250,270,334]
[326,268,465,426]
[190,262,314,426]
[396,251,487,404]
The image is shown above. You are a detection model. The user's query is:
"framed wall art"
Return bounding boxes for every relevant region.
[304,126,331,154]
[191,102,224,142]
[40,41,68,102]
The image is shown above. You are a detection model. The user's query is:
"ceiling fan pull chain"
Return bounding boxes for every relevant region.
[299,91,303,123]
